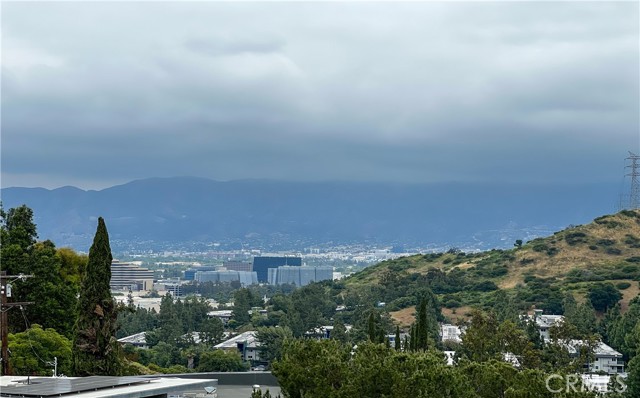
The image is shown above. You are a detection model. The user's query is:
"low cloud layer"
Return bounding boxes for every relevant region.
[2,2,638,189]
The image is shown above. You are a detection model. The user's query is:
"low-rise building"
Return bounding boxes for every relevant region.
[522,310,564,340]
[440,324,462,343]
[214,331,260,362]
[208,310,234,325]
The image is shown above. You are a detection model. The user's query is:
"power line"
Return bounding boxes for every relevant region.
[625,152,640,210]
[1,271,34,376]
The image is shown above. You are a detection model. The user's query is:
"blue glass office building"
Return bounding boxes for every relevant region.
[252,256,302,282]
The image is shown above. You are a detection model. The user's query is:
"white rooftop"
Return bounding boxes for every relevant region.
[0,376,217,398]
[214,331,259,349]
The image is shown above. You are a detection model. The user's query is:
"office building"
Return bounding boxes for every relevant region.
[184,266,217,281]
[110,260,154,291]
[268,265,333,286]
[195,270,258,286]
[252,256,302,283]
[223,261,252,272]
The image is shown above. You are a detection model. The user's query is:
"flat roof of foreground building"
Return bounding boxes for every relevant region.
[0,376,217,398]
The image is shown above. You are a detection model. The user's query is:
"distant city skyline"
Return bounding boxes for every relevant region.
[2,1,638,190]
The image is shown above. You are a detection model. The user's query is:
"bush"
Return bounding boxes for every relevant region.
[565,232,588,245]
[616,282,632,290]
[471,281,498,292]
[625,235,640,248]
[532,243,549,253]
[605,248,622,255]
[596,239,616,246]
[588,283,623,312]
[444,299,461,309]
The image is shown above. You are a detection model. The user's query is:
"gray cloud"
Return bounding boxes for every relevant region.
[1,1,638,189]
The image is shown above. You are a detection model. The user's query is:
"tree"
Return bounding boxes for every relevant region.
[460,310,502,363]
[232,288,253,326]
[394,326,401,351]
[197,350,249,372]
[72,217,123,376]
[1,204,37,252]
[20,241,79,338]
[256,326,293,364]
[8,325,72,376]
[331,319,349,344]
[589,283,623,312]
[199,317,225,346]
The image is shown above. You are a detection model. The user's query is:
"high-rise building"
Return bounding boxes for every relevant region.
[110,260,154,291]
[223,261,252,272]
[184,266,217,281]
[269,265,333,287]
[195,270,258,286]
[252,256,301,283]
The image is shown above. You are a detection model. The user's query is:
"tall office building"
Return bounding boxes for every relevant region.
[223,261,253,272]
[195,270,258,286]
[184,266,217,281]
[252,256,301,283]
[110,260,155,291]
[269,265,333,287]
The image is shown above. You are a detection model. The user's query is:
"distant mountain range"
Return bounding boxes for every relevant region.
[0,177,622,252]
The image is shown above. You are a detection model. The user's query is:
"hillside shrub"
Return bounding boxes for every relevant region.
[596,239,616,246]
[626,257,640,263]
[588,245,598,251]
[620,209,640,218]
[471,281,498,292]
[606,248,622,255]
[616,282,632,290]
[444,299,461,309]
[565,232,588,245]
[532,243,549,252]
[588,283,623,312]
[625,234,640,248]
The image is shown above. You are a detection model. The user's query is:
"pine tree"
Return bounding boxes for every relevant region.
[72,217,122,376]
[394,326,401,351]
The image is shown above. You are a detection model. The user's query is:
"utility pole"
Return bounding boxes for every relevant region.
[626,152,640,210]
[1,271,34,376]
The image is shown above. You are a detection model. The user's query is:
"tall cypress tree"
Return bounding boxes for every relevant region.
[72,217,122,376]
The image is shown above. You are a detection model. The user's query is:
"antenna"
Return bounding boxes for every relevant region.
[626,152,640,209]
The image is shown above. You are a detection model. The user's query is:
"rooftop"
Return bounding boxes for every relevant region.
[215,331,259,349]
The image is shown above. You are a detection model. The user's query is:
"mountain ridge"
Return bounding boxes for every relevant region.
[0,176,621,252]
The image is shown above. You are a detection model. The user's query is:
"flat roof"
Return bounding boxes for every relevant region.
[0,376,217,398]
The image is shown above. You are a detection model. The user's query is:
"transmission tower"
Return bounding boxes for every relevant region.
[626,152,640,209]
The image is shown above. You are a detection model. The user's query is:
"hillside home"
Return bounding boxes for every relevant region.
[214,331,261,362]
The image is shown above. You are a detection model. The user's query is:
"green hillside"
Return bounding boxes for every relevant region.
[342,210,640,325]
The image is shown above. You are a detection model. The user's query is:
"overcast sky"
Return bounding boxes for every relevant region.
[1,1,638,190]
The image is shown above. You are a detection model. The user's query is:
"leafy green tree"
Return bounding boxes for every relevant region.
[256,326,293,364]
[155,294,182,344]
[72,217,123,376]
[8,325,72,376]
[197,350,249,372]
[460,310,502,362]
[626,323,640,397]
[20,241,79,338]
[394,326,401,351]
[564,296,597,337]
[232,288,253,326]
[272,339,351,398]
[589,282,623,312]
[1,204,37,251]
[199,317,225,346]
[610,297,640,359]
[331,319,349,344]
